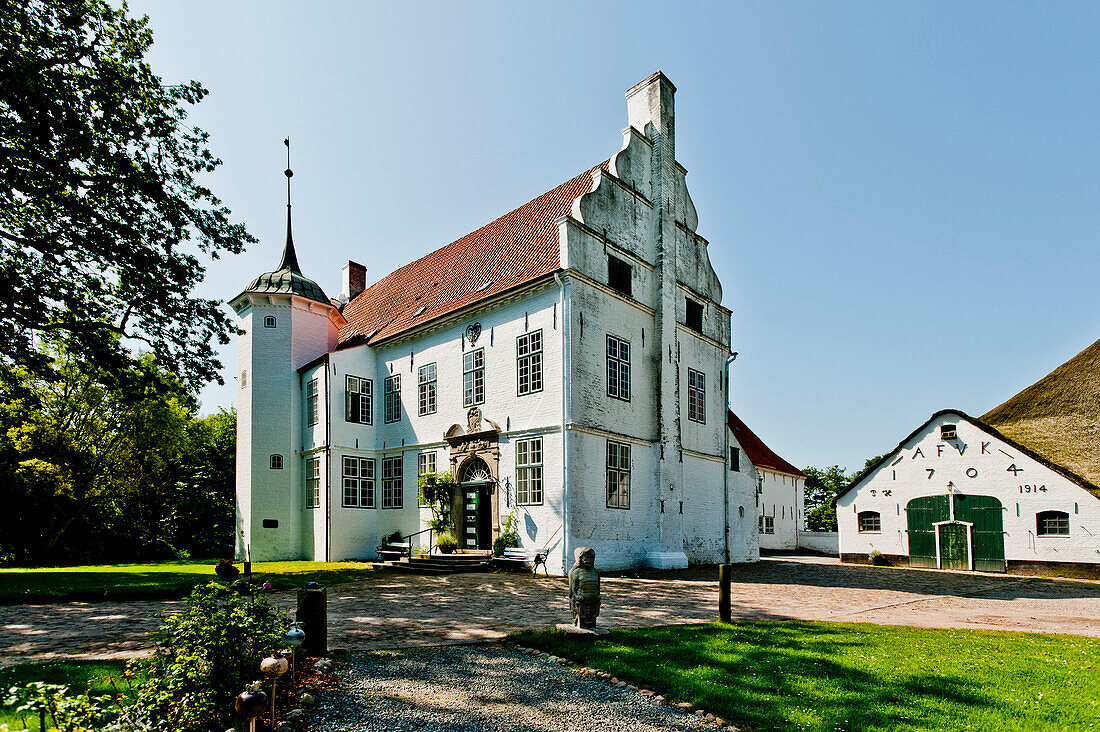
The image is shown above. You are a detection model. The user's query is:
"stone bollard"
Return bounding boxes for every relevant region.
[296,583,327,657]
[718,563,731,623]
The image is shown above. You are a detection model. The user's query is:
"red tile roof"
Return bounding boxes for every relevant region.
[727,409,805,477]
[338,162,607,348]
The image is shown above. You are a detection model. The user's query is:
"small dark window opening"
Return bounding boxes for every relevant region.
[270,454,283,470]
[264,316,277,328]
[858,511,881,533]
[685,298,704,333]
[730,446,740,471]
[940,424,957,440]
[608,255,632,297]
[1036,510,1069,536]
[262,519,279,529]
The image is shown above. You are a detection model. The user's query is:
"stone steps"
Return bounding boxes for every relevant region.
[383,552,491,575]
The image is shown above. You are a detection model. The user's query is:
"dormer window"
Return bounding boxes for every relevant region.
[264,316,277,328]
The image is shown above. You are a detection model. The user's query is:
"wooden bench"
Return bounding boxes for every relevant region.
[493,547,550,576]
[377,542,411,562]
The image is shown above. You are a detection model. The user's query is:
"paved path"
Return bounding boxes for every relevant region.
[3,558,1099,665]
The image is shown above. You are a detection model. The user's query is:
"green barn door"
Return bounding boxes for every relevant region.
[938,524,969,570]
[906,496,949,568]
[955,495,1006,573]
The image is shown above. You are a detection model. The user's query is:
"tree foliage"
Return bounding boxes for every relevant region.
[803,456,881,532]
[0,346,236,565]
[0,0,253,390]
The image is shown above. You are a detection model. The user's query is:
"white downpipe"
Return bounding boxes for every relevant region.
[555,273,571,574]
[723,352,737,562]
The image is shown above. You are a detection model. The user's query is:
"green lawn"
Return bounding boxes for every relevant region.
[0,660,143,730]
[0,560,380,604]
[510,622,1100,732]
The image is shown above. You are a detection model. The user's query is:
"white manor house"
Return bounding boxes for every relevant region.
[232,73,760,573]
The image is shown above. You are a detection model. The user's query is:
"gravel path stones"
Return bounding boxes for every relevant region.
[307,645,718,732]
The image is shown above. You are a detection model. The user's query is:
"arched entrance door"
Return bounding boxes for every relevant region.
[460,458,494,550]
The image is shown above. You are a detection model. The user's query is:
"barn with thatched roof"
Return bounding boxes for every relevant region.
[833,339,1100,579]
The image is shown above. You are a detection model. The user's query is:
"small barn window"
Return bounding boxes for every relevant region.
[940,424,956,440]
[858,511,881,533]
[262,519,279,529]
[270,454,283,470]
[264,316,277,328]
[1036,511,1069,536]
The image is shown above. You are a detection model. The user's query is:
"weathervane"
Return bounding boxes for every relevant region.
[277,137,301,273]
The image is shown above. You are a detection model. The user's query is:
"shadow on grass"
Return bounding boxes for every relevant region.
[511,622,1006,732]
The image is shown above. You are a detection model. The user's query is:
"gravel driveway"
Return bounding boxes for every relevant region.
[308,645,714,732]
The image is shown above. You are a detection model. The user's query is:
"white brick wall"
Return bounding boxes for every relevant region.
[758,469,804,551]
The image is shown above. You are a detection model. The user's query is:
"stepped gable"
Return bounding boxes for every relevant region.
[727,409,804,477]
[982,336,1100,487]
[338,161,608,349]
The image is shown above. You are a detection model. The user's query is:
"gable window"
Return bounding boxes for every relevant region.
[687,368,706,423]
[685,297,704,333]
[463,348,485,407]
[759,515,775,534]
[382,456,403,509]
[607,254,632,297]
[606,335,630,400]
[306,378,319,426]
[263,315,277,328]
[270,454,283,470]
[342,456,375,508]
[384,374,401,423]
[730,446,740,471]
[305,456,320,508]
[346,376,372,424]
[606,440,631,509]
[517,330,543,395]
[516,438,543,505]
[940,424,957,440]
[418,363,437,416]
[1036,510,1069,536]
[858,511,881,533]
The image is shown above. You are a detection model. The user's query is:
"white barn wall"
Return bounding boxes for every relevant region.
[837,411,1100,576]
[758,469,804,551]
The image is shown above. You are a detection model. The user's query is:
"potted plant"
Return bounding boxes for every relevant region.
[493,509,521,557]
[214,559,240,582]
[436,533,459,554]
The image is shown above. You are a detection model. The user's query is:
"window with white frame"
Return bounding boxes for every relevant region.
[305,456,320,508]
[270,454,283,470]
[418,452,436,476]
[517,330,543,395]
[606,335,630,400]
[418,363,437,416]
[342,456,375,508]
[382,456,403,509]
[515,438,543,505]
[759,515,774,534]
[1037,510,1069,536]
[306,378,319,426]
[688,368,706,423]
[384,374,401,423]
[346,375,372,424]
[606,440,631,509]
[463,348,485,407]
[263,315,277,328]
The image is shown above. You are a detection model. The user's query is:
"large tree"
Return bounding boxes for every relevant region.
[0,0,252,391]
[803,457,881,532]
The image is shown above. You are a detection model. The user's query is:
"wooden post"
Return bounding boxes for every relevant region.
[297,584,328,657]
[718,563,732,623]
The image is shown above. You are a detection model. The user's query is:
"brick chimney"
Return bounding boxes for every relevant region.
[341,260,366,301]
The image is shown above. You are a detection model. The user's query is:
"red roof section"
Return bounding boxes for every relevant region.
[338,162,607,348]
[727,409,805,477]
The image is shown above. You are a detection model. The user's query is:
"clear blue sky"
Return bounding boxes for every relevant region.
[131,1,1100,474]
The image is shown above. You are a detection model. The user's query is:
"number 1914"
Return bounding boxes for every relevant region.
[1019,484,1047,493]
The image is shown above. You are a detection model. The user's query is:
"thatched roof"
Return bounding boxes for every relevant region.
[982,336,1100,488]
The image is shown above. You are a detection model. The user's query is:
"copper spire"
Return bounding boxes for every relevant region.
[277,137,301,273]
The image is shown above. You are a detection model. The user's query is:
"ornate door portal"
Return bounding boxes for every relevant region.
[461,458,494,550]
[446,407,501,552]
